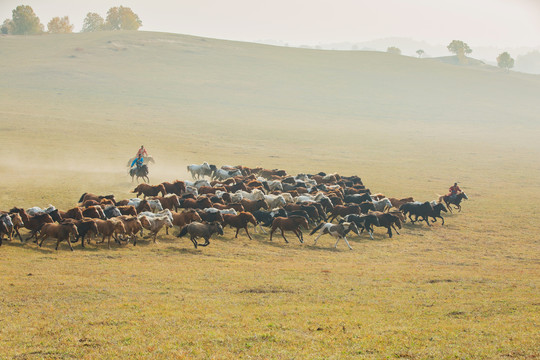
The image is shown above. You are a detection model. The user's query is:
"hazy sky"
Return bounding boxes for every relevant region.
[1,0,539,47]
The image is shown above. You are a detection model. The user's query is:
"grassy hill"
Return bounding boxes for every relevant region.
[0,31,539,359]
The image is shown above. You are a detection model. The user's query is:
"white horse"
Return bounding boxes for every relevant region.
[138,215,173,243]
[27,205,56,216]
[213,168,241,181]
[372,198,392,212]
[235,189,265,201]
[127,198,163,213]
[187,162,211,179]
[138,209,173,234]
[264,194,287,209]
[205,207,237,216]
[184,179,211,189]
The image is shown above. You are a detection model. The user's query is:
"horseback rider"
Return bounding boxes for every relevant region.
[447,182,462,201]
[136,145,147,159]
[130,154,144,169]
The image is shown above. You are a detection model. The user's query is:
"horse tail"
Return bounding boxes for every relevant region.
[309,222,324,236]
[436,194,444,203]
[177,225,188,238]
[78,193,87,203]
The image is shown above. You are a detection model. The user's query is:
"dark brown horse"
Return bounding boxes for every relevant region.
[132,183,166,198]
[177,222,223,248]
[58,207,84,220]
[82,206,106,220]
[10,207,53,242]
[117,205,138,216]
[222,212,257,240]
[161,180,186,195]
[151,194,181,211]
[78,193,116,205]
[438,192,468,213]
[369,211,402,238]
[241,199,269,213]
[179,197,213,210]
[269,216,309,244]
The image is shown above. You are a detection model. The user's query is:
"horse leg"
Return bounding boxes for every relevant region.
[37,234,48,247]
[280,228,289,243]
[392,224,400,235]
[387,226,393,238]
[294,229,303,243]
[244,227,253,240]
[313,230,323,245]
[190,235,198,249]
[65,237,74,251]
[340,236,353,250]
[15,227,23,242]
[423,216,431,227]
[440,216,445,226]
[235,228,240,238]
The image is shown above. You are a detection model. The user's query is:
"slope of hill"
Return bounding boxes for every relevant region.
[0,30,539,199]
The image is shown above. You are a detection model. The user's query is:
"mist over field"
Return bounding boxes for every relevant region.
[1,31,539,359]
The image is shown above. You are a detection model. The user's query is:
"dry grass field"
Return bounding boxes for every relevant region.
[0,31,539,359]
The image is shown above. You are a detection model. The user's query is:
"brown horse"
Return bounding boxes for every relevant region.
[82,206,106,220]
[151,194,181,211]
[132,183,166,198]
[171,210,202,230]
[10,207,54,242]
[81,199,100,208]
[8,213,24,242]
[269,216,309,244]
[78,193,116,205]
[240,199,269,213]
[388,197,415,209]
[94,219,126,249]
[116,215,143,244]
[161,180,186,196]
[177,222,224,248]
[117,205,137,216]
[222,212,257,240]
[179,197,213,210]
[58,207,84,220]
[37,223,79,251]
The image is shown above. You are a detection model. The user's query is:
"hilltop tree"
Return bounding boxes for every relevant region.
[1,19,13,34]
[47,16,73,34]
[387,46,401,55]
[11,5,43,35]
[81,12,104,32]
[104,6,142,30]
[496,52,514,71]
[416,49,425,58]
[447,40,472,63]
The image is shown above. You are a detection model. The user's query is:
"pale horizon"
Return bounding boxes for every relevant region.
[1,0,539,50]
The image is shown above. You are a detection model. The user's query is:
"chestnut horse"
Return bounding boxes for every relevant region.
[269,216,309,244]
[132,183,166,198]
[37,223,79,251]
[10,207,53,242]
[161,180,186,196]
[240,199,269,213]
[78,193,116,205]
[222,212,257,240]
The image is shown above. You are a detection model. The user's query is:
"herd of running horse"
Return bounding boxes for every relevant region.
[0,164,468,251]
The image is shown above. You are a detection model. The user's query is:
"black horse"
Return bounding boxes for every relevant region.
[130,164,149,183]
[439,192,468,213]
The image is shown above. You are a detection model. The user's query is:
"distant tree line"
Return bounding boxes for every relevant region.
[1,5,142,35]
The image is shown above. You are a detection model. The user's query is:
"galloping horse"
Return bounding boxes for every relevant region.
[187,162,214,180]
[177,222,223,248]
[310,221,360,250]
[37,223,79,251]
[269,216,309,244]
[438,192,468,213]
[126,155,155,167]
[222,212,258,240]
[130,164,149,183]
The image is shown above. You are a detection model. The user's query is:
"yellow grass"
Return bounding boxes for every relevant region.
[0,31,539,359]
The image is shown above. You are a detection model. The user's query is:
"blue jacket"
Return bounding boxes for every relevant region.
[131,157,144,167]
